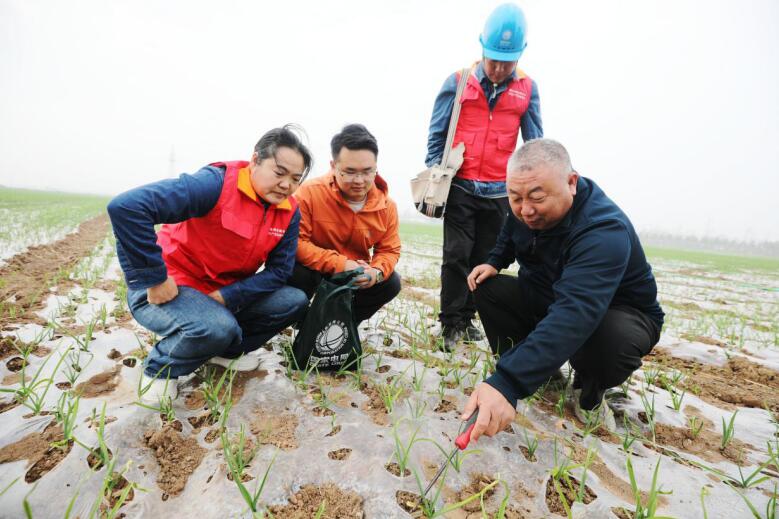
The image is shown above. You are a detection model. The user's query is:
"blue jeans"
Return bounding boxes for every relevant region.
[128,285,309,378]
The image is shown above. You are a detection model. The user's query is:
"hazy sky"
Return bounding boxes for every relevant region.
[1,1,778,241]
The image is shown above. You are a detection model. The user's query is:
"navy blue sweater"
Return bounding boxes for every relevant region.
[484,176,664,407]
[106,165,300,312]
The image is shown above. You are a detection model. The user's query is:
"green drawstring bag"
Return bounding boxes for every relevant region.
[292,269,363,371]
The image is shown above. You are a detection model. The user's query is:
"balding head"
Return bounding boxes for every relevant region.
[504,139,579,230]
[507,138,573,179]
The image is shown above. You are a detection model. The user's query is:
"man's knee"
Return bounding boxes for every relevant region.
[191,312,242,353]
[382,271,402,300]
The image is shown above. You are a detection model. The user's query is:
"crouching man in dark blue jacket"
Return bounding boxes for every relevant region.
[461,138,663,440]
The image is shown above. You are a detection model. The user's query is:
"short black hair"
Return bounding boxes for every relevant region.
[254,124,313,178]
[330,124,379,160]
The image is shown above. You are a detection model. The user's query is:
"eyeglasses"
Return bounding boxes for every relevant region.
[336,167,377,181]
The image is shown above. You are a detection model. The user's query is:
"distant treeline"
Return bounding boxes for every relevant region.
[639,231,779,258]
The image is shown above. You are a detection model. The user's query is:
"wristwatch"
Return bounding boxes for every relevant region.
[374,268,384,283]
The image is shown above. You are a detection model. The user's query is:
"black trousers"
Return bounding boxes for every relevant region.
[288,263,401,323]
[440,187,509,328]
[474,274,661,409]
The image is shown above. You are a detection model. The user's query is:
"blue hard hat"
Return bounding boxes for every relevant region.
[479,3,528,62]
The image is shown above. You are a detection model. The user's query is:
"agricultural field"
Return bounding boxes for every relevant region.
[0,190,777,518]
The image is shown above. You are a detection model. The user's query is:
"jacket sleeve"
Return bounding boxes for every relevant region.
[520,80,543,141]
[370,201,401,277]
[295,187,349,274]
[486,216,518,271]
[219,209,301,311]
[425,72,458,167]
[106,167,224,291]
[485,220,631,408]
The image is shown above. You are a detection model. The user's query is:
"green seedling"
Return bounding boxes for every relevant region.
[222,425,258,482]
[411,361,428,392]
[52,392,81,449]
[664,381,686,411]
[640,391,657,442]
[731,483,777,519]
[405,397,428,420]
[522,428,539,460]
[721,410,738,450]
[625,454,673,519]
[0,346,69,415]
[555,391,566,418]
[376,375,405,414]
[390,420,423,475]
[224,440,277,518]
[621,417,639,453]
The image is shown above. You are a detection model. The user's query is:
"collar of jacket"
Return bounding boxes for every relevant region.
[236,166,292,210]
[325,171,389,212]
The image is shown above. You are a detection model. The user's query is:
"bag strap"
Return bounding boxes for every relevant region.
[440,67,472,168]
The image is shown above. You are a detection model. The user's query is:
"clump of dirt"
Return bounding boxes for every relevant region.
[0,215,110,327]
[360,384,389,426]
[250,410,299,450]
[99,472,135,512]
[376,365,391,373]
[457,472,498,512]
[396,490,422,515]
[85,414,118,428]
[385,461,410,477]
[187,412,218,430]
[2,372,28,386]
[267,483,363,518]
[0,337,48,361]
[143,422,206,497]
[387,349,411,359]
[74,365,122,398]
[5,356,24,372]
[56,382,72,390]
[612,507,633,519]
[648,419,750,466]
[434,397,458,413]
[204,427,221,443]
[0,421,73,483]
[650,348,779,412]
[544,475,596,516]
[107,348,122,360]
[680,333,727,347]
[312,406,335,417]
[122,357,137,368]
[326,425,341,437]
[327,448,351,460]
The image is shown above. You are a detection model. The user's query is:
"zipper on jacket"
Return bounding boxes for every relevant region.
[530,232,538,257]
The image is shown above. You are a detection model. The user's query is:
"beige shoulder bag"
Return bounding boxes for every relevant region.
[410,67,471,218]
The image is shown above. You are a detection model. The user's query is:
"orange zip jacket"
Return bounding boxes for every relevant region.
[294,171,401,277]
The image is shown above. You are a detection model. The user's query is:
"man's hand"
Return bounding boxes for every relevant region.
[208,290,225,306]
[147,277,179,305]
[354,260,378,289]
[467,264,498,291]
[461,382,516,443]
[343,259,361,272]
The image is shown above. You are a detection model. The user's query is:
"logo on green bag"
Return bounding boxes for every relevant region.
[315,320,349,355]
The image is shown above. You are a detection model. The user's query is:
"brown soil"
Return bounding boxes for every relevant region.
[2,372,28,385]
[183,368,268,410]
[327,448,352,460]
[0,398,21,414]
[544,475,596,516]
[518,445,537,462]
[312,406,336,417]
[457,472,498,512]
[387,349,411,359]
[267,483,363,518]
[74,365,122,398]
[0,421,73,483]
[0,215,110,327]
[107,348,122,360]
[143,422,206,497]
[396,490,423,515]
[122,357,137,368]
[376,365,391,373]
[679,333,727,347]
[187,412,218,430]
[249,410,299,450]
[649,348,779,412]
[0,336,49,360]
[647,420,750,466]
[100,472,135,512]
[360,384,389,426]
[326,425,342,437]
[434,397,458,414]
[86,447,113,469]
[5,356,24,372]
[385,461,410,477]
[85,414,119,429]
[204,428,221,443]
[612,507,632,519]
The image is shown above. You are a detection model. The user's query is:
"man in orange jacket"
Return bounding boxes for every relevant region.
[289,124,402,323]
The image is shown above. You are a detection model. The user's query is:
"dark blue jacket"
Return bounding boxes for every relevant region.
[484,176,664,407]
[106,165,300,312]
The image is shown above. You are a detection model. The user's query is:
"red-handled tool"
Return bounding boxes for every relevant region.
[423,410,479,497]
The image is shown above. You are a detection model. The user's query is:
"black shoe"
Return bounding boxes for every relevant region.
[461,321,484,342]
[441,324,465,352]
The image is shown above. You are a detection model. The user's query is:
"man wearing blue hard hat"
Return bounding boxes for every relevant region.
[425,3,543,351]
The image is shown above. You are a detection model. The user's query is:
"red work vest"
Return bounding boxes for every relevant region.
[453,70,533,182]
[156,161,298,295]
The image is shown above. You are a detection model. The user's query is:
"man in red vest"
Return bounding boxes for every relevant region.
[107,126,313,405]
[425,3,543,350]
